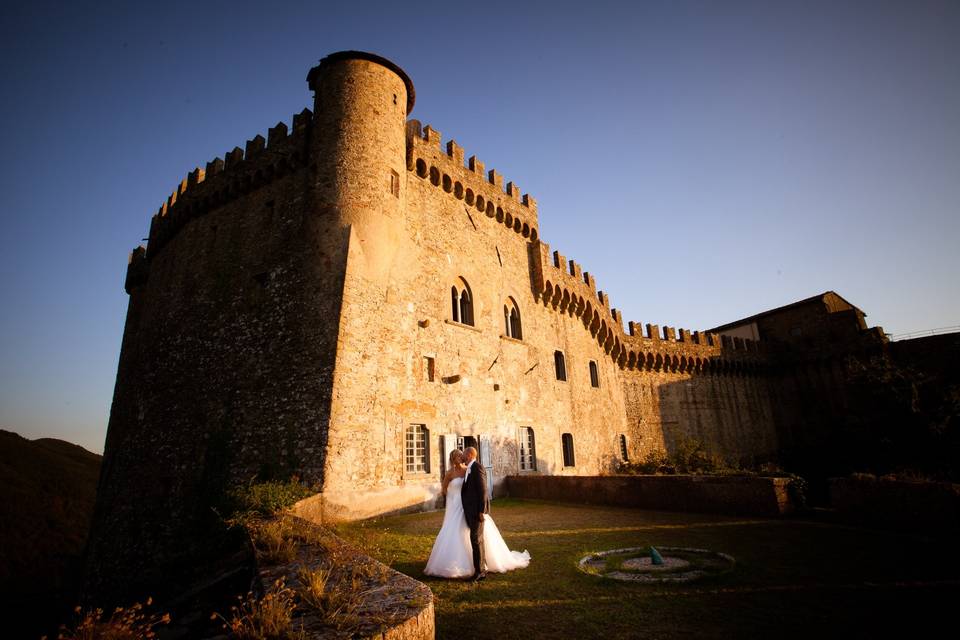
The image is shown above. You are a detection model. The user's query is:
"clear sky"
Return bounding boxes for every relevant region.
[1,0,958,453]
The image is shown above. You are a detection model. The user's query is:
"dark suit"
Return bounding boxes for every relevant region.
[461,459,490,576]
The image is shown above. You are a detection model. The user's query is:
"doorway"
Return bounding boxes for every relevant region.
[457,435,478,459]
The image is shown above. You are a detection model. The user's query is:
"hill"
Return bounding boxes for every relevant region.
[0,429,101,638]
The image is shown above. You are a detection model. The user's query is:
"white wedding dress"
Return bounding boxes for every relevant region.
[423,477,531,577]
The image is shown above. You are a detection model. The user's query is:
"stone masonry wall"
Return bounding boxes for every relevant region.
[319,120,781,519]
[320,123,631,519]
[86,110,349,600]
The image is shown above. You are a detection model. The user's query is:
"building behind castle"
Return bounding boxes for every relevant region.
[85,52,890,599]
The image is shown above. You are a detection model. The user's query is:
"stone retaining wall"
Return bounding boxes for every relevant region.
[829,476,960,532]
[506,474,794,516]
[255,516,434,639]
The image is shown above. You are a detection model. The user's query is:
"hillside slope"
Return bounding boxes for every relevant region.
[0,429,101,637]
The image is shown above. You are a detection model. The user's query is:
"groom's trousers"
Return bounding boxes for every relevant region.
[467,515,485,576]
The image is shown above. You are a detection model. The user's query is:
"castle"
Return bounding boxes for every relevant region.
[85,51,888,598]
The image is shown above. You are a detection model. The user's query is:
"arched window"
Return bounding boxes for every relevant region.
[589,360,600,388]
[519,427,536,471]
[450,278,474,326]
[405,424,430,473]
[503,298,522,340]
[561,433,575,467]
[554,351,567,381]
[619,434,629,461]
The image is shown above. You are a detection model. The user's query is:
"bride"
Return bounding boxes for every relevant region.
[424,449,530,578]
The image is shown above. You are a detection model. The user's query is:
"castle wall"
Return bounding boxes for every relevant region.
[319,128,629,520]
[86,122,350,599]
[621,368,779,463]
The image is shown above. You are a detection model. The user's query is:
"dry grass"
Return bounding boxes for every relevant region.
[49,598,170,640]
[250,518,298,565]
[212,579,304,640]
[295,566,363,631]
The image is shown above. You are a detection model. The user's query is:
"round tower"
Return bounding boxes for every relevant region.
[307,51,414,283]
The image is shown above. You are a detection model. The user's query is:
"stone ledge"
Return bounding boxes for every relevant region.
[506,474,795,517]
[255,516,434,639]
[444,318,481,333]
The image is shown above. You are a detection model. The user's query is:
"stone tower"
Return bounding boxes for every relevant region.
[84,52,415,602]
[308,51,414,284]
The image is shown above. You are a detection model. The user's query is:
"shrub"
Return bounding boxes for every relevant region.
[617,438,724,475]
[229,478,313,518]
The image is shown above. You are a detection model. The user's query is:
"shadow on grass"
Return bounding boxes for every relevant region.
[339,500,960,640]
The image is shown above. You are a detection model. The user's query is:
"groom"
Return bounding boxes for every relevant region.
[461,446,490,581]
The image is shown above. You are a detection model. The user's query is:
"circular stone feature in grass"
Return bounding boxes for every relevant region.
[622,556,691,571]
[578,546,735,583]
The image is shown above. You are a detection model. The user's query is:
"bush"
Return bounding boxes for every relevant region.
[617,438,724,475]
[228,477,313,519]
[615,439,810,508]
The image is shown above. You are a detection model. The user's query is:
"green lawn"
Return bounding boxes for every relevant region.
[335,499,960,639]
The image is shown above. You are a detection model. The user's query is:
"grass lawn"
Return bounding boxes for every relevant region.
[335,499,960,639]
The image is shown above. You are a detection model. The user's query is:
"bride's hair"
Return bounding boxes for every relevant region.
[448,449,463,467]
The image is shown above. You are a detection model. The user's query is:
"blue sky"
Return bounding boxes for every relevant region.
[1,0,957,453]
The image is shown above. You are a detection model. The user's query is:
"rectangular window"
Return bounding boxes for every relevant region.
[554,351,567,381]
[589,361,600,388]
[423,356,435,382]
[519,427,537,471]
[390,169,400,197]
[619,434,629,461]
[405,424,430,473]
[561,433,575,467]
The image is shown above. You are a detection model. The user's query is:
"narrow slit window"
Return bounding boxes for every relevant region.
[561,433,575,467]
[589,361,600,388]
[554,351,567,381]
[389,169,400,197]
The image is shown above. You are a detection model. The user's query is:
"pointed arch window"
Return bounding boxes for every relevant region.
[450,277,474,326]
[503,298,522,340]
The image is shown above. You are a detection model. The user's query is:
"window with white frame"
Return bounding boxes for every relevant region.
[519,427,536,471]
[405,424,430,473]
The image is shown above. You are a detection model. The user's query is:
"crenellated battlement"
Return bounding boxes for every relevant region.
[406,120,539,243]
[530,237,767,376]
[141,108,314,261]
